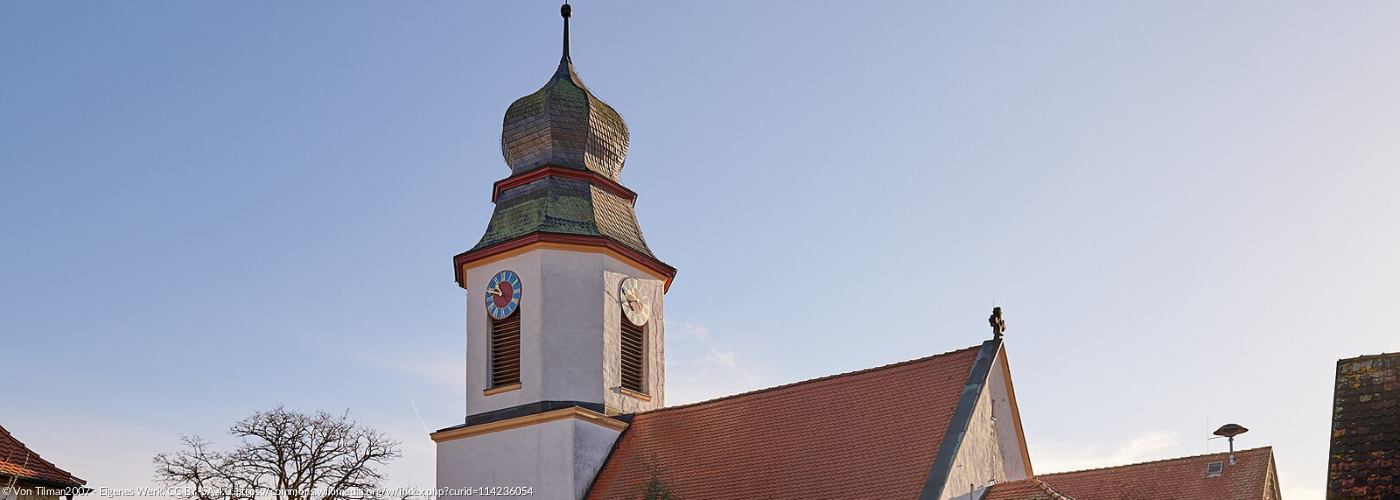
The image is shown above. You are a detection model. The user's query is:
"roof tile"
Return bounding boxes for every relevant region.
[982,478,1072,500]
[0,425,85,488]
[585,346,983,500]
[1029,447,1277,500]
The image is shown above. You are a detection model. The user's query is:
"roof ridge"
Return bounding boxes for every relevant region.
[983,478,1076,500]
[1036,446,1273,477]
[1033,478,1075,500]
[1338,352,1400,362]
[634,344,984,416]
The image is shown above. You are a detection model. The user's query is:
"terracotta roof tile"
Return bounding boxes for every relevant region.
[0,425,85,488]
[585,345,983,500]
[983,478,1073,500]
[1328,353,1400,500]
[1033,447,1278,500]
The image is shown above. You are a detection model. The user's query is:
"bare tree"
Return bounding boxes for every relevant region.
[155,406,402,500]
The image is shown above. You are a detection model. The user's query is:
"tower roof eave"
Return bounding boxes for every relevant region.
[454,233,677,292]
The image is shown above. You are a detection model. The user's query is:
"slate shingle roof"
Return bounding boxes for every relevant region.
[472,177,655,258]
[1022,447,1279,500]
[585,346,983,500]
[474,52,654,260]
[0,425,85,489]
[1329,353,1400,500]
[501,57,629,180]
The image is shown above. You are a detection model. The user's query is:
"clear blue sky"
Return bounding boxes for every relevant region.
[3,2,1398,499]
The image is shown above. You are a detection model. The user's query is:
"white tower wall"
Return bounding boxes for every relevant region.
[435,412,624,500]
[437,246,667,500]
[461,248,666,416]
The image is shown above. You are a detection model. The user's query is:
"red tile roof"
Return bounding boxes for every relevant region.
[0,425,85,488]
[585,345,983,500]
[1329,353,1400,500]
[982,478,1073,500]
[1026,447,1278,500]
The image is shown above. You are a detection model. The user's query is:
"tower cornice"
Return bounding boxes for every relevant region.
[454,233,677,292]
[430,405,627,443]
[492,165,637,204]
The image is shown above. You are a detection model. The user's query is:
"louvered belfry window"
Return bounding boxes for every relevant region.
[490,310,521,388]
[620,318,645,393]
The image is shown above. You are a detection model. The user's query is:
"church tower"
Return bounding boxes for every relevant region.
[433,5,676,499]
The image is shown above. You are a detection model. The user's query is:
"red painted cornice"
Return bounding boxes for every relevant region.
[454,233,676,292]
[492,166,638,204]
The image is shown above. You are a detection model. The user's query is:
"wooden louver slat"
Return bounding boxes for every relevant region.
[491,311,521,388]
[620,318,644,393]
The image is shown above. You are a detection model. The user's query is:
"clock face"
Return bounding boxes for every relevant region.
[619,277,651,326]
[485,270,522,320]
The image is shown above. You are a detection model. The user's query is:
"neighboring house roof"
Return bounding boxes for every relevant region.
[585,343,994,500]
[0,425,85,489]
[1020,447,1279,500]
[982,478,1073,500]
[1328,352,1400,500]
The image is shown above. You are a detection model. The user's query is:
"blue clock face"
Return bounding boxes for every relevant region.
[485,270,522,320]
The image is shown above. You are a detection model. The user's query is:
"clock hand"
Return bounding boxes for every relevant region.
[485,287,502,296]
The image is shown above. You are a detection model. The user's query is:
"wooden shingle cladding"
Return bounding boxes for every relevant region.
[620,318,644,393]
[490,311,521,388]
[472,54,661,265]
[1328,352,1400,500]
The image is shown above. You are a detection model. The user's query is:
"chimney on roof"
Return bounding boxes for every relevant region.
[1213,423,1248,465]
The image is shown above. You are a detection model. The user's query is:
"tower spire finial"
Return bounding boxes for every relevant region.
[561,2,572,63]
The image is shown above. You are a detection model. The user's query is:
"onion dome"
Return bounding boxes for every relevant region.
[500,3,629,180]
[464,3,671,280]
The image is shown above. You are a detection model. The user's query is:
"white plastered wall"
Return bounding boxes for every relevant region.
[940,352,1030,500]
[601,266,664,414]
[435,417,623,500]
[462,247,665,416]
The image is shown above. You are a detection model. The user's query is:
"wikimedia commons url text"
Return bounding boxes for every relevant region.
[0,486,535,498]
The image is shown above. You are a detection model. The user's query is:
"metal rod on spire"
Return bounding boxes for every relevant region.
[561,2,572,63]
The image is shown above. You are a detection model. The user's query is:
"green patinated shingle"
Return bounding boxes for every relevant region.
[500,58,629,181]
[473,177,655,258]
[478,53,654,259]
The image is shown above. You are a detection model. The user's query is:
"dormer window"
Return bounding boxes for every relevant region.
[1205,461,1224,478]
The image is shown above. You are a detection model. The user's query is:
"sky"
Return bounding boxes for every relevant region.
[2,2,1399,499]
